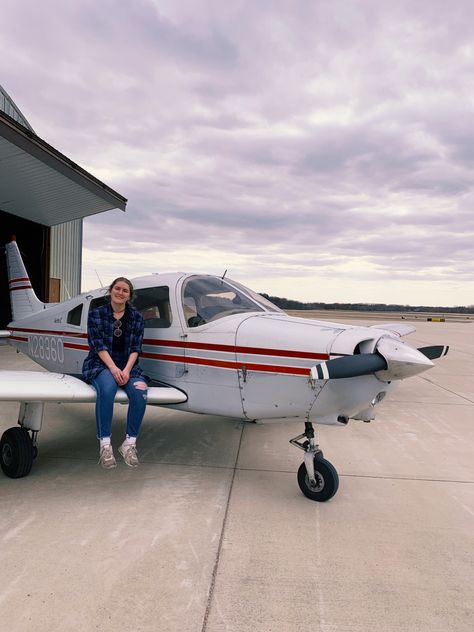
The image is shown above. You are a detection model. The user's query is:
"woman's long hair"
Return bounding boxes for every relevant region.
[107,277,134,303]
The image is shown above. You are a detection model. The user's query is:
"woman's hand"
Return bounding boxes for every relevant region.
[110,366,126,385]
[119,367,131,385]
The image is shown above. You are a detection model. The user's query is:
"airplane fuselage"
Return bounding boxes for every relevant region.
[6,271,402,424]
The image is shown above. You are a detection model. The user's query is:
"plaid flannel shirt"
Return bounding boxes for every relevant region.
[82,302,145,382]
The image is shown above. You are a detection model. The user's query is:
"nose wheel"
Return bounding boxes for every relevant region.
[290,422,339,501]
[297,456,339,501]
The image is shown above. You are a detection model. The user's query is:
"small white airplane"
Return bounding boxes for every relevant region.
[0,238,448,500]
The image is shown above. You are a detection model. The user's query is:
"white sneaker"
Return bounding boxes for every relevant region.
[119,443,139,468]
[99,444,117,469]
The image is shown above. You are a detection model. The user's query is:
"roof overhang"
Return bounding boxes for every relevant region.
[0,111,127,226]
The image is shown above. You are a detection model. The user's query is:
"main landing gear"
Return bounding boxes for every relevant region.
[290,421,339,502]
[0,403,42,479]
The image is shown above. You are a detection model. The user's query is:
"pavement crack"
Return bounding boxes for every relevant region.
[200,421,245,632]
[420,376,474,404]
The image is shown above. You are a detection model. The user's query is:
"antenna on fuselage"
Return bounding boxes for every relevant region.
[95,269,105,288]
[63,281,71,300]
[221,269,227,281]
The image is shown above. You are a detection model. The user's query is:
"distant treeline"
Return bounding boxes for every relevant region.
[260,294,474,314]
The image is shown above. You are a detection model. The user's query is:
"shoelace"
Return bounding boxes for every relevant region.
[100,446,114,461]
[125,445,137,458]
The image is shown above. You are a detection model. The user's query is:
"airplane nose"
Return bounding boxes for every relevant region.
[375,337,434,380]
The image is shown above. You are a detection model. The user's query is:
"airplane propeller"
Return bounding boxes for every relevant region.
[311,353,387,380]
[312,338,440,381]
[418,345,449,360]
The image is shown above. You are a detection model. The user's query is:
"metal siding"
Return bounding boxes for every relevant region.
[0,85,34,131]
[50,220,83,300]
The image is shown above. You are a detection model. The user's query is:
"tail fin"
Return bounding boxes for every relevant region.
[6,238,44,321]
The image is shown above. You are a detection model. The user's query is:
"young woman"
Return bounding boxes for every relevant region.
[82,278,148,469]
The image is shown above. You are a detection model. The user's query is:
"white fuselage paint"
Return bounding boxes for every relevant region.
[6,272,403,424]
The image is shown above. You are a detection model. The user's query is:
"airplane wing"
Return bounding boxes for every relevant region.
[0,370,187,404]
[371,323,416,336]
[0,331,11,345]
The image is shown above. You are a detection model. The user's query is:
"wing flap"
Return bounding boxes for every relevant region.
[0,371,187,404]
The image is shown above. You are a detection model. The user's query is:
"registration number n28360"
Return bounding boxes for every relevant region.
[28,335,64,363]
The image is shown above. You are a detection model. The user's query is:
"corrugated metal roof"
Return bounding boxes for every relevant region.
[0,111,127,226]
[0,85,35,132]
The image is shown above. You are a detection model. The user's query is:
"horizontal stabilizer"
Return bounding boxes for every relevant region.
[418,345,449,360]
[311,353,387,380]
[0,371,187,404]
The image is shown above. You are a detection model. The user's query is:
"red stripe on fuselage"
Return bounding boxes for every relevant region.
[8,277,30,284]
[141,351,311,376]
[10,285,33,291]
[10,327,326,374]
[10,335,28,342]
[11,327,87,338]
[11,328,328,360]
[64,342,89,351]
[143,338,329,361]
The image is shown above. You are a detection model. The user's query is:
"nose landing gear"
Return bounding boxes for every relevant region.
[290,421,339,501]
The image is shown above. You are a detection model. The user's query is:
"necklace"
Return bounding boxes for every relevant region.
[112,304,125,318]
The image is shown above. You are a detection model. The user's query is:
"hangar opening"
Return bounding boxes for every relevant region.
[0,85,127,328]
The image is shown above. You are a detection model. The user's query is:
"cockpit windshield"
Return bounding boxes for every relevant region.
[227,279,283,313]
[182,276,281,327]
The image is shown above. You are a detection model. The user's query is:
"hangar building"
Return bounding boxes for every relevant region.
[0,85,127,328]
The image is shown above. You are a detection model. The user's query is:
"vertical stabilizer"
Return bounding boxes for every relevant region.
[6,238,44,320]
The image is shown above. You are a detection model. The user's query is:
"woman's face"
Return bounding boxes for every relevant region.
[111,281,130,307]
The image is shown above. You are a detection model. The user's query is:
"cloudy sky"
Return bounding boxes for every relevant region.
[1,0,473,306]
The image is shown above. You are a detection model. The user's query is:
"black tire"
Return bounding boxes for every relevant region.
[297,456,339,501]
[0,427,34,478]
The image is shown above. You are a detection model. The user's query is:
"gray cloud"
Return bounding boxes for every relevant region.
[1,0,474,305]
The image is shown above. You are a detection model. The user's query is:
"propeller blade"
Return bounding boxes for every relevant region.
[418,345,449,360]
[311,353,387,380]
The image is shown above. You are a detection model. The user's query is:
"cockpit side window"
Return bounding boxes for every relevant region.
[182,276,265,327]
[134,286,172,328]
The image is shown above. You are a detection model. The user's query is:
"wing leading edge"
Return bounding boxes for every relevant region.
[0,371,187,404]
[370,323,417,337]
[0,331,11,345]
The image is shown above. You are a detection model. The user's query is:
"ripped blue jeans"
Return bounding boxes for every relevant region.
[92,369,148,439]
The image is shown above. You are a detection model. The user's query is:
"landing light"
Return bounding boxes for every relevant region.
[371,391,386,406]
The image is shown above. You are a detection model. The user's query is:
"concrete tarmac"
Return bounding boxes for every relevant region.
[0,319,473,632]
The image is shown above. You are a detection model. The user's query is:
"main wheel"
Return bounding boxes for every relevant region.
[297,456,339,501]
[0,427,34,478]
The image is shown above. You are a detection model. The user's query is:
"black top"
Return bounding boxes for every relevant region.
[112,309,129,353]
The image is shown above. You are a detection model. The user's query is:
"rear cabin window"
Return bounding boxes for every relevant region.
[88,287,172,328]
[133,286,172,328]
[67,303,83,326]
[89,296,108,311]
